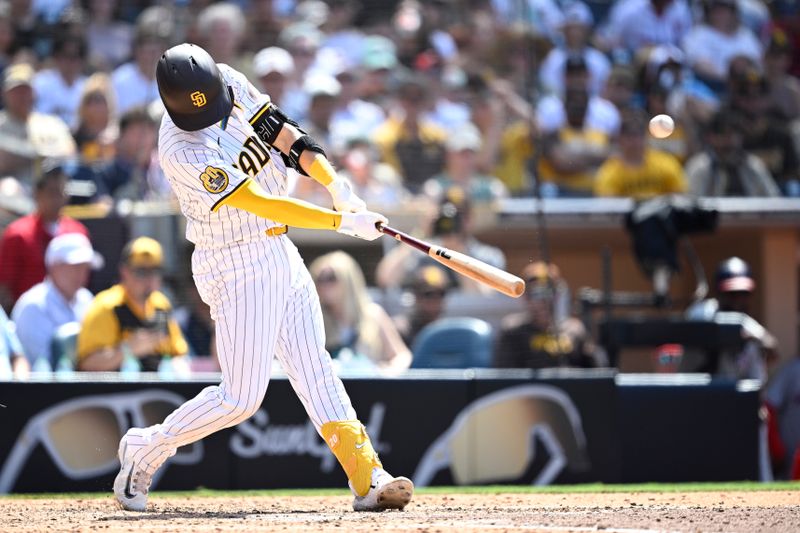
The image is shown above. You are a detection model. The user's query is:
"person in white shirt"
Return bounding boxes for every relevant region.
[111,31,164,114]
[681,0,763,90]
[11,233,101,367]
[597,0,693,60]
[32,35,87,129]
[539,1,611,97]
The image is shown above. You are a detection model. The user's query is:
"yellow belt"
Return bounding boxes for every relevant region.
[265,225,288,237]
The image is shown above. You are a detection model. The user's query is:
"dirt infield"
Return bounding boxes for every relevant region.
[2,490,799,532]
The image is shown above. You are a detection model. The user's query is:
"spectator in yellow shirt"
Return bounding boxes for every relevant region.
[77,236,188,372]
[594,109,687,199]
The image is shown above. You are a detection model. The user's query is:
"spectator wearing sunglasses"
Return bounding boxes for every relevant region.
[393,265,451,347]
[494,262,603,370]
[76,237,188,372]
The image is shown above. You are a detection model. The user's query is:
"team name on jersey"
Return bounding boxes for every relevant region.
[232,135,272,176]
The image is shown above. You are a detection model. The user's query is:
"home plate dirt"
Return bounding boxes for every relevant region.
[2,491,799,532]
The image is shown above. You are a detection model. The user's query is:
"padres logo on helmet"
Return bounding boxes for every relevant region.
[199,166,229,193]
[191,91,207,107]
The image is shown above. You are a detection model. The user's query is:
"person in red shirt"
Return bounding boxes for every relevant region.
[0,162,89,312]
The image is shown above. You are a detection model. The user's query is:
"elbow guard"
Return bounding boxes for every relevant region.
[249,103,301,145]
[286,135,326,176]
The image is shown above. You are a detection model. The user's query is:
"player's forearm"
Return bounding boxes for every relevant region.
[220,179,342,230]
[274,124,336,186]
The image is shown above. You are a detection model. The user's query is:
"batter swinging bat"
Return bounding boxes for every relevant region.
[377,224,526,298]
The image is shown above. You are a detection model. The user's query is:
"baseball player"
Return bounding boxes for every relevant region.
[113,43,413,512]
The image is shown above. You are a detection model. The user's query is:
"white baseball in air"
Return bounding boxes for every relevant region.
[649,114,675,139]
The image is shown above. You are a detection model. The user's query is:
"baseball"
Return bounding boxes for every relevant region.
[649,114,675,139]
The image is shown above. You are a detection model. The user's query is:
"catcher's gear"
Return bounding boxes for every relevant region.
[337,211,387,241]
[327,178,366,213]
[156,43,233,132]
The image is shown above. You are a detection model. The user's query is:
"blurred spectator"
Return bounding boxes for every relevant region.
[0,305,28,378]
[594,109,687,199]
[392,264,451,347]
[539,1,611,97]
[252,46,295,110]
[336,137,408,208]
[536,55,620,137]
[602,65,638,114]
[494,261,603,369]
[11,232,100,367]
[726,64,800,193]
[763,28,800,122]
[72,72,117,165]
[0,161,89,312]
[110,30,164,115]
[682,0,763,93]
[302,74,341,151]
[0,63,76,185]
[358,34,401,111]
[686,256,778,380]
[764,355,800,480]
[194,2,247,72]
[89,107,157,201]
[32,34,87,129]
[489,0,565,42]
[320,0,364,69]
[309,250,412,375]
[277,21,325,121]
[329,65,386,142]
[376,190,506,295]
[84,0,133,72]
[596,0,693,60]
[373,75,447,193]
[242,0,288,53]
[0,3,14,80]
[422,122,508,204]
[538,85,612,197]
[76,236,189,372]
[685,110,780,196]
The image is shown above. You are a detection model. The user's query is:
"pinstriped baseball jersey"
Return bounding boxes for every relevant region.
[158,64,288,248]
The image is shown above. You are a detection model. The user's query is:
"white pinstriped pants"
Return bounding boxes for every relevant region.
[129,235,356,473]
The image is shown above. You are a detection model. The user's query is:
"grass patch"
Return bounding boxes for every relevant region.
[2,481,797,500]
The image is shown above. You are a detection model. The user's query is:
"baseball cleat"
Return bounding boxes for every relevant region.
[113,435,152,512]
[352,467,414,512]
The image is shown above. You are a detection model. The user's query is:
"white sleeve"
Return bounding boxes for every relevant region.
[161,143,251,212]
[11,304,50,363]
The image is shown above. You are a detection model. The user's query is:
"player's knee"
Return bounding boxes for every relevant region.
[225,397,262,424]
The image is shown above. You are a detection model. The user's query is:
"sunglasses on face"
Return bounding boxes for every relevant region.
[131,267,162,279]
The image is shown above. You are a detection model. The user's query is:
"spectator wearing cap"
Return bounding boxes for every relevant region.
[725,63,800,193]
[764,28,800,122]
[596,0,693,60]
[376,190,506,295]
[539,1,611,97]
[536,54,620,137]
[11,233,100,367]
[277,22,325,122]
[421,122,508,204]
[685,110,780,197]
[0,162,89,312]
[373,75,448,193]
[359,35,401,111]
[681,0,763,93]
[537,83,612,197]
[392,265,451,348]
[77,236,188,372]
[253,46,295,112]
[110,30,165,115]
[0,63,76,186]
[0,306,28,378]
[595,109,686,199]
[686,256,777,380]
[32,34,88,129]
[494,262,603,369]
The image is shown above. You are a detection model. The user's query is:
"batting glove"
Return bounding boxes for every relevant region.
[327,178,367,213]
[337,211,387,241]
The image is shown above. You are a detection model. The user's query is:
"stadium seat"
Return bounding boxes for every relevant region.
[411,317,494,369]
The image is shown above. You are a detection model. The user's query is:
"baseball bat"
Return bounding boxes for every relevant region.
[377,224,526,298]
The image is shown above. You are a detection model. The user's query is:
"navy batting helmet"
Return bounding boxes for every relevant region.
[715,257,755,293]
[156,43,233,131]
